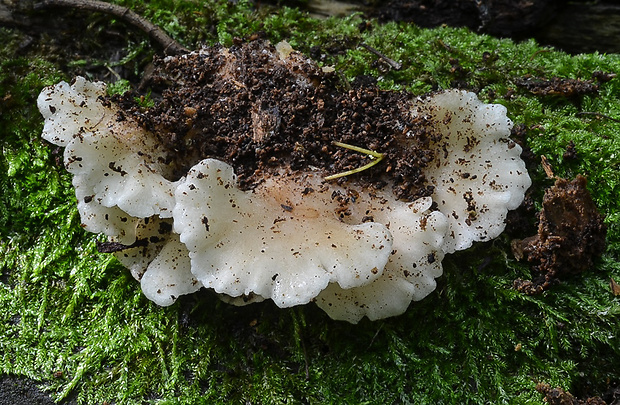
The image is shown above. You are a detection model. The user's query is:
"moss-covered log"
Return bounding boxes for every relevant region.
[0,1,619,403]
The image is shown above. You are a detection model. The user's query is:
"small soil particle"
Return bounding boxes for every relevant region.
[563,140,578,160]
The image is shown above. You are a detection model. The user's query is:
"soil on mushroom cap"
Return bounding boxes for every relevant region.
[115,39,438,202]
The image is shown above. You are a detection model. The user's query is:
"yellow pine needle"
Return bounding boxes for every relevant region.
[324,141,385,181]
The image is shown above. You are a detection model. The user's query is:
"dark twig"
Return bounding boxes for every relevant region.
[96,238,148,253]
[359,42,402,70]
[35,0,189,55]
[576,111,620,123]
[540,155,555,179]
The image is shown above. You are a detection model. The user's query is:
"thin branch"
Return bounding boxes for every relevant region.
[359,42,402,70]
[576,111,620,123]
[35,0,189,55]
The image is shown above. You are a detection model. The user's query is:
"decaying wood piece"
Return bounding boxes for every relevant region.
[512,175,607,295]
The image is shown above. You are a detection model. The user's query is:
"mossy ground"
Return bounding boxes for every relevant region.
[1,1,619,403]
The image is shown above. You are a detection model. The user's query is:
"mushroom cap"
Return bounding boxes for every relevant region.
[413,90,532,253]
[173,159,395,308]
[139,235,200,307]
[63,131,179,220]
[315,197,448,323]
[38,77,108,147]
[38,77,180,243]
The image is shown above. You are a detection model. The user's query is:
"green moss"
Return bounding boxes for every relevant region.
[0,2,618,404]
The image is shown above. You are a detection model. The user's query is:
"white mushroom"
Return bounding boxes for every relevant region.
[38,78,108,147]
[38,51,531,322]
[314,91,531,322]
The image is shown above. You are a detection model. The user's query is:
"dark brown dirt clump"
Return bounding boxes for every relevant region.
[512,175,607,294]
[115,39,437,202]
[536,382,608,405]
